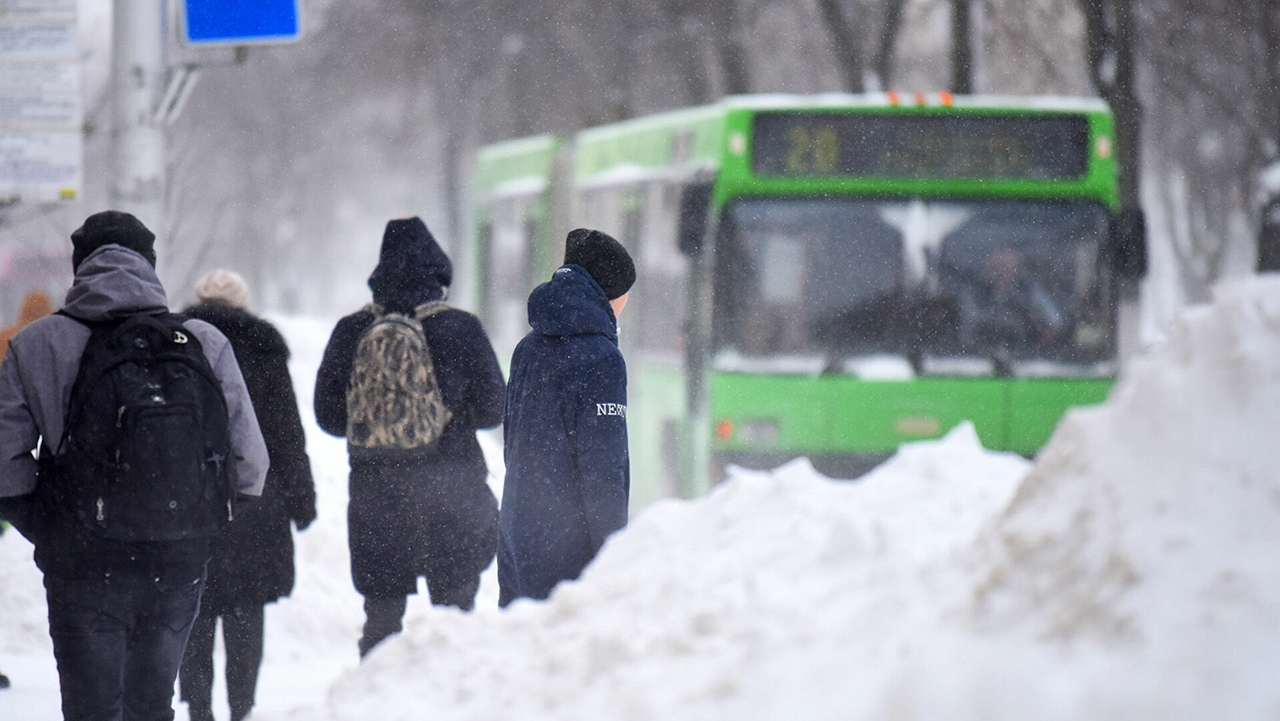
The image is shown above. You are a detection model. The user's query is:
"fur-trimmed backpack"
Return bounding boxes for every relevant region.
[345,302,453,452]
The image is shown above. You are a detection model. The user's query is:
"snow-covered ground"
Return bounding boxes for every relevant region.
[4,276,1280,720]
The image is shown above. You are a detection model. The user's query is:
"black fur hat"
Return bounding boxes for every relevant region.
[70,211,157,271]
[563,228,635,300]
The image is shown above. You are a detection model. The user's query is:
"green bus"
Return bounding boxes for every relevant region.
[470,93,1146,507]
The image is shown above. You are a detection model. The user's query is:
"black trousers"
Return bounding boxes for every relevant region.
[179,604,265,721]
[45,572,203,721]
[357,573,480,658]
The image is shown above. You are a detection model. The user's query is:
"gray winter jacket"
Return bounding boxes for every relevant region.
[0,245,269,503]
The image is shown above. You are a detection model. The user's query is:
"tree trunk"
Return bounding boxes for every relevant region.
[1080,0,1143,210]
[873,0,907,90]
[710,0,751,95]
[816,0,864,93]
[951,0,974,94]
[1261,1,1280,160]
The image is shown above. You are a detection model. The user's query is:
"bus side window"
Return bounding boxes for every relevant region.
[491,198,535,352]
[632,181,688,355]
[522,216,540,289]
[477,220,494,316]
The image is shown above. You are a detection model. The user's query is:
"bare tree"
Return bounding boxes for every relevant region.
[1135,0,1277,300]
[703,0,753,95]
[1079,0,1142,211]
[872,0,908,90]
[816,0,865,92]
[951,0,975,93]
[1260,3,1280,161]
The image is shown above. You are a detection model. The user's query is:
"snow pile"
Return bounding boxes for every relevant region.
[960,275,1280,716]
[298,425,1026,721]
[4,277,1280,720]
[285,276,1280,721]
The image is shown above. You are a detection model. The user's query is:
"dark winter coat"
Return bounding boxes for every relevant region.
[498,264,630,606]
[183,302,316,612]
[0,246,268,582]
[313,226,505,600]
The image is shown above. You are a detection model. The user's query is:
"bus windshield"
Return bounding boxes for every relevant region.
[712,198,1114,377]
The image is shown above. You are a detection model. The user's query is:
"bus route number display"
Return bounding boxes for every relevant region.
[751,112,1090,180]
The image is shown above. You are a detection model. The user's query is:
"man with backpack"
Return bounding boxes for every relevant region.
[498,228,635,607]
[314,216,505,658]
[0,211,269,721]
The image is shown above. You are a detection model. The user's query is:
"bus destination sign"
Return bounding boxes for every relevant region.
[752,112,1090,181]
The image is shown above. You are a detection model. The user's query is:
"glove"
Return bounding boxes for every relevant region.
[291,497,316,531]
[0,495,35,543]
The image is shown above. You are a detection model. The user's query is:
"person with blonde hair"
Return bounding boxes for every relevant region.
[179,269,316,721]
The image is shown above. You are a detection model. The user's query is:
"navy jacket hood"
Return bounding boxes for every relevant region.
[527,264,617,342]
[367,217,452,312]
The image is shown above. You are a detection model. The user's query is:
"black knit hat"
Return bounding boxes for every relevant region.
[70,210,157,271]
[563,228,635,300]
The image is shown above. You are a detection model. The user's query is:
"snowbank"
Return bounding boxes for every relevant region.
[277,276,1280,720]
[4,276,1279,720]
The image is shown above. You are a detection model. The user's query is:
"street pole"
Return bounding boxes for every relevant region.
[110,0,167,270]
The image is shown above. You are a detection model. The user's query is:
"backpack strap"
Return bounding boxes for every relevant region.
[412,301,451,321]
[56,308,174,331]
[360,301,450,322]
[56,308,115,331]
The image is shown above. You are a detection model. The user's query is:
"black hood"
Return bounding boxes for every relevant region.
[367,217,452,312]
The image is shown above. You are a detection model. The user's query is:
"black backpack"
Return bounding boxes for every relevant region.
[40,312,233,542]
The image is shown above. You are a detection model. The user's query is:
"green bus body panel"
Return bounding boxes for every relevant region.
[1006,377,1112,452]
[471,94,1124,507]
[626,362,687,508]
[709,372,1113,456]
[474,135,561,199]
[470,135,563,330]
[574,105,727,182]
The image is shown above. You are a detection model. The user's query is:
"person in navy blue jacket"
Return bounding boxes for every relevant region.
[498,228,636,607]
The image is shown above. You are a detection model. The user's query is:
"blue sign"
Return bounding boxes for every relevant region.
[183,0,301,45]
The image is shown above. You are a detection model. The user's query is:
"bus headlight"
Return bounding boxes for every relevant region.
[737,418,779,447]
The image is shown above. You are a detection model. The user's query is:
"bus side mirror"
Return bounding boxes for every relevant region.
[1258,202,1280,272]
[678,183,713,256]
[1109,207,1147,280]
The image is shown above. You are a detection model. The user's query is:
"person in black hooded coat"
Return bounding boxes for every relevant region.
[313,217,505,658]
[178,270,317,721]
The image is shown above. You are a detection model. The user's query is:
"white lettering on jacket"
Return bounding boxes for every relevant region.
[595,403,627,418]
